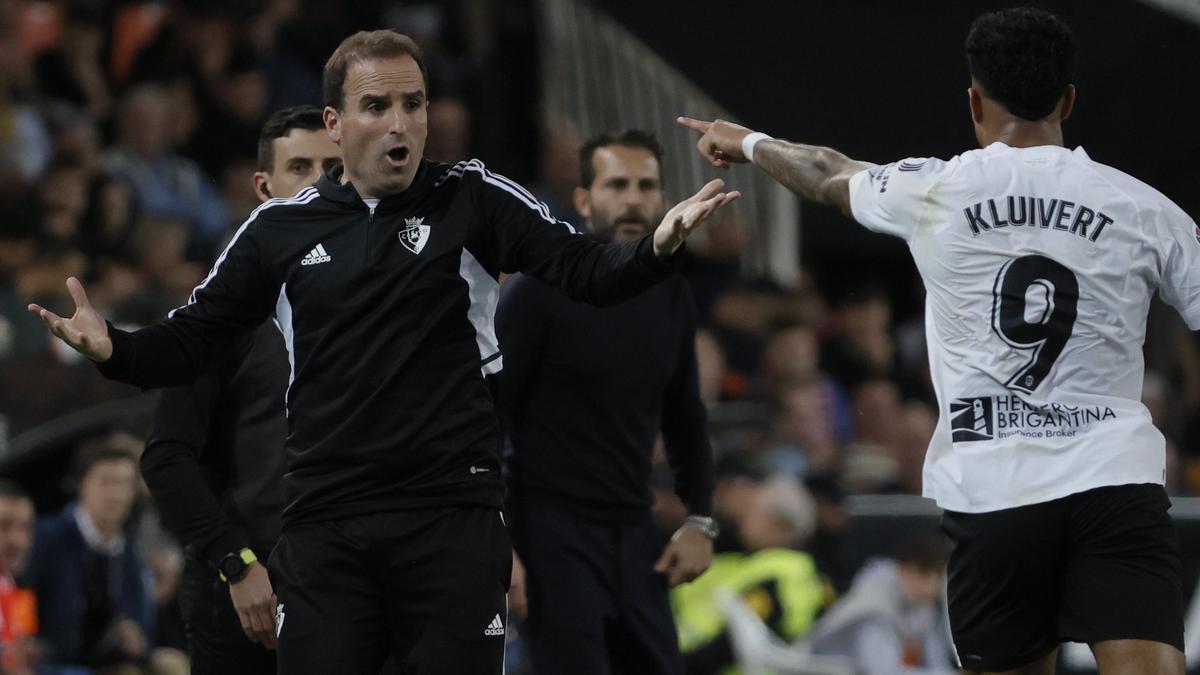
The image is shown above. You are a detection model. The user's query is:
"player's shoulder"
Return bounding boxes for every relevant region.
[1072,152,1191,223]
[432,157,493,188]
[869,154,962,188]
[245,185,327,225]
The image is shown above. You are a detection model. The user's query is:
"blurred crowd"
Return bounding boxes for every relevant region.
[0,1,1198,674]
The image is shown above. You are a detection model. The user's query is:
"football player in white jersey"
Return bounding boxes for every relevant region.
[681,7,1192,675]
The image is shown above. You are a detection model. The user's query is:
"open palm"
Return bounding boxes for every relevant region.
[27,277,113,361]
[653,178,741,256]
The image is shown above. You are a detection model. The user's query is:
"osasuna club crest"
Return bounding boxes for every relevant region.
[399,216,431,254]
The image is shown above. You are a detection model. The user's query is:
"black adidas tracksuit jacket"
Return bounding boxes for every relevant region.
[99,159,678,526]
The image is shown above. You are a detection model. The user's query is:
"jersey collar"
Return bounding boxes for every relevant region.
[317,160,434,209]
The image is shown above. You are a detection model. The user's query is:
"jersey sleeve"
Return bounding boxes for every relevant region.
[1157,207,1200,329]
[98,217,279,388]
[848,157,948,241]
[461,159,678,306]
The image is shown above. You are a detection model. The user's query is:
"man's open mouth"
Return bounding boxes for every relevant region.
[386,147,410,165]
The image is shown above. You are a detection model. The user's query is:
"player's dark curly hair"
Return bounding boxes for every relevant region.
[578,130,665,189]
[965,7,1077,121]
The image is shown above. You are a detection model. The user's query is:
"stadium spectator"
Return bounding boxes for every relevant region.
[25,439,158,672]
[496,129,716,675]
[102,84,228,262]
[809,533,957,674]
[0,481,36,675]
[0,217,46,363]
[672,477,825,675]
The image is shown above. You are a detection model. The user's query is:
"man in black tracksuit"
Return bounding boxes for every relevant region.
[29,31,739,675]
[139,105,340,674]
[496,130,716,675]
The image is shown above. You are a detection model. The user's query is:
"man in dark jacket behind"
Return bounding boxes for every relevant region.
[497,130,716,675]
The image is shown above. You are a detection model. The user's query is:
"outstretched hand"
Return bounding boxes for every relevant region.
[27,277,113,362]
[677,117,754,169]
[653,178,741,257]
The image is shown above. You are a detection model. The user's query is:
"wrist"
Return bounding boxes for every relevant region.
[678,515,719,540]
[741,132,772,164]
[218,548,258,584]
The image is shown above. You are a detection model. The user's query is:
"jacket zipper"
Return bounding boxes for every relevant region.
[365,203,376,262]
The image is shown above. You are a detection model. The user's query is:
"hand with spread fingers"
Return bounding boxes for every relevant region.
[677,117,755,169]
[26,276,113,362]
[652,178,741,257]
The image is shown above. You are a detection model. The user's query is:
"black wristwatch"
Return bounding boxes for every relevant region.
[681,515,720,540]
[218,548,258,584]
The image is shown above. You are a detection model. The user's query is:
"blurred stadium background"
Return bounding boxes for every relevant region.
[1,0,1198,673]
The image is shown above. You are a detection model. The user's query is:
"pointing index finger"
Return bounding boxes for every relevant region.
[676,116,712,133]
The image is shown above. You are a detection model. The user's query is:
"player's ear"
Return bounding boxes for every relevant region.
[967,87,984,125]
[1057,84,1076,122]
[324,106,342,144]
[572,187,591,220]
[253,172,272,203]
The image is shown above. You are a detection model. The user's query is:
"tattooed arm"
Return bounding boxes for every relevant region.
[677,117,875,218]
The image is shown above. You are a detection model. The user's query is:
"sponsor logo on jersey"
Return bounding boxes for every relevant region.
[950,397,994,442]
[1194,224,1200,247]
[897,160,926,172]
[950,395,1118,443]
[399,216,431,254]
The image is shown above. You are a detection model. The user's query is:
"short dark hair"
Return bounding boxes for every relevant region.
[578,129,665,189]
[73,437,137,484]
[965,7,1077,121]
[894,531,948,573]
[257,105,326,172]
[0,480,30,502]
[323,30,428,111]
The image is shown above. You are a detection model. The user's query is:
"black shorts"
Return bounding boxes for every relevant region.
[268,507,511,675]
[942,483,1183,672]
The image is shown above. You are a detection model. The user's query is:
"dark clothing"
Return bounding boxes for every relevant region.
[25,507,156,667]
[495,272,712,520]
[510,495,683,675]
[141,319,288,570]
[496,268,709,674]
[942,483,1183,672]
[267,507,511,675]
[139,319,287,672]
[96,159,677,527]
[178,556,276,675]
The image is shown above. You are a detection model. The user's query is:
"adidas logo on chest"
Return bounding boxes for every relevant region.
[301,243,332,266]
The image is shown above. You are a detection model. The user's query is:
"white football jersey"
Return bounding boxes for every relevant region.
[848,141,1200,512]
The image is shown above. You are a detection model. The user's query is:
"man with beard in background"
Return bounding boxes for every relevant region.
[497,130,716,675]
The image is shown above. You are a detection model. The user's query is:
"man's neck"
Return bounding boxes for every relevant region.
[984,118,1064,149]
[73,505,124,555]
